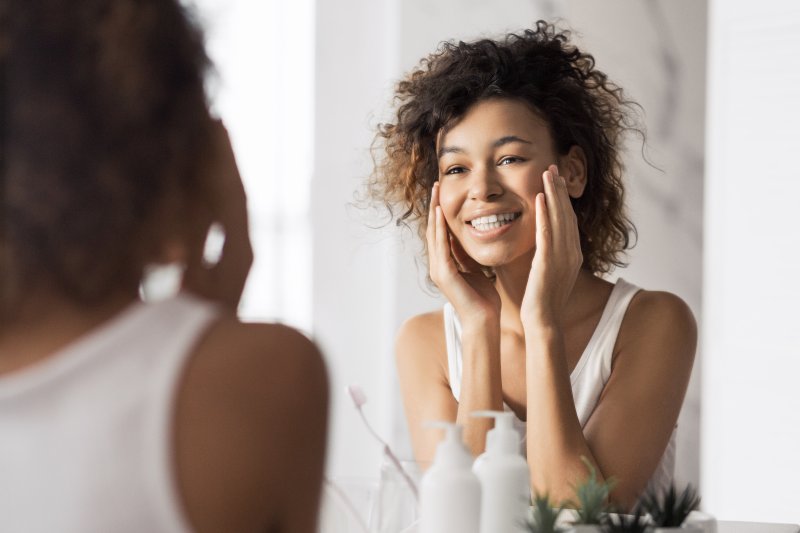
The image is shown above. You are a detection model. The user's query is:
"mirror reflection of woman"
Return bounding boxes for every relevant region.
[370,21,696,509]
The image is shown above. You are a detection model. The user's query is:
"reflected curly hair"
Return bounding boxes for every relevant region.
[369,21,640,274]
[1,0,212,312]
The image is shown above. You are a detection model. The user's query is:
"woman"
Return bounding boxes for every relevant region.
[1,1,327,531]
[370,21,696,509]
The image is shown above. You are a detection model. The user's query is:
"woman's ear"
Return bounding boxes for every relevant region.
[560,145,588,198]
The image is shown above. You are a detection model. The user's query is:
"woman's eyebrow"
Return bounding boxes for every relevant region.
[437,145,464,158]
[438,135,533,158]
[493,135,533,148]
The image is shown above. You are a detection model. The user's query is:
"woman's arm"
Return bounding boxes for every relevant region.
[396,312,458,464]
[582,291,696,508]
[454,315,504,455]
[398,181,506,461]
[396,310,503,462]
[522,167,600,501]
[521,168,696,508]
[525,291,695,508]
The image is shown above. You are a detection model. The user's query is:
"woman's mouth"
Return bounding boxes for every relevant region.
[467,212,521,232]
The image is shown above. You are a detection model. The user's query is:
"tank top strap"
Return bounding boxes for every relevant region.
[570,278,642,395]
[140,294,221,533]
[443,302,463,401]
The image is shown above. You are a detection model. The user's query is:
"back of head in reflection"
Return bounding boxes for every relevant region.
[1,1,328,531]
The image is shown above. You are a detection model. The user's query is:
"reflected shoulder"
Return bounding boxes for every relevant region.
[395,310,448,375]
[618,289,697,366]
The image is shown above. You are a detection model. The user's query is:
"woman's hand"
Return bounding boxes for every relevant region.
[427,182,501,326]
[182,119,254,311]
[520,165,583,330]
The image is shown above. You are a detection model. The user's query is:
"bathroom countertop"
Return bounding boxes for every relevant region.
[717,522,799,533]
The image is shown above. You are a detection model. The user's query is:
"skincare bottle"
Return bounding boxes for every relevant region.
[418,422,481,533]
[472,410,531,533]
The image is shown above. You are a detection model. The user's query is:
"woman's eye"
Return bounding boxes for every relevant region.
[498,156,522,166]
[444,166,466,175]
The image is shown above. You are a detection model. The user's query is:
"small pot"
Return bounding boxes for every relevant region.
[651,525,703,533]
[570,525,603,533]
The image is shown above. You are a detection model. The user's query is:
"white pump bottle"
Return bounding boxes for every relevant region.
[418,422,481,533]
[471,410,531,533]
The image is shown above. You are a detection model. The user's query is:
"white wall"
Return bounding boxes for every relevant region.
[703,0,800,523]
[312,0,404,480]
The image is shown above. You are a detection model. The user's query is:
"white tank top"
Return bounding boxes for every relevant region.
[443,278,675,496]
[0,293,219,533]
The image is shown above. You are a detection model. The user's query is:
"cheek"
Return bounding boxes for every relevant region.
[522,170,546,197]
[437,184,462,225]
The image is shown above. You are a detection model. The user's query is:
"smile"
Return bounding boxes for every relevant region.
[467,212,521,232]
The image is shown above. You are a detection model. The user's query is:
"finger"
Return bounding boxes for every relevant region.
[449,234,467,272]
[434,206,456,274]
[535,191,550,257]
[551,164,574,221]
[426,182,438,249]
[551,165,581,251]
[549,164,572,219]
[543,165,562,229]
[542,167,563,242]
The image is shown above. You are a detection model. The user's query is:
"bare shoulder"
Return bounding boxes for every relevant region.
[186,316,327,410]
[616,288,697,367]
[395,309,447,377]
[198,316,326,384]
[174,315,328,533]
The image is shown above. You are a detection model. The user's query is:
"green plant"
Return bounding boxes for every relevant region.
[602,506,648,533]
[569,457,616,525]
[527,493,564,533]
[640,484,700,527]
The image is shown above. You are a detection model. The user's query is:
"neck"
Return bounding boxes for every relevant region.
[0,289,138,375]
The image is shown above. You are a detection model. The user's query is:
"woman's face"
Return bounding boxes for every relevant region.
[436,98,559,268]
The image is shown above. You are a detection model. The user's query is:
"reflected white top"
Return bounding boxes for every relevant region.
[443,278,675,496]
[0,294,219,533]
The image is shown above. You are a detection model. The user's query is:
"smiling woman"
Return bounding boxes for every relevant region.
[368,21,697,510]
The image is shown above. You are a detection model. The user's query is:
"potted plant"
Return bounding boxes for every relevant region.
[567,458,616,532]
[639,484,701,532]
[528,493,564,533]
[602,506,649,533]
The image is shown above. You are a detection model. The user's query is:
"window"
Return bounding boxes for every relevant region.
[193,0,315,331]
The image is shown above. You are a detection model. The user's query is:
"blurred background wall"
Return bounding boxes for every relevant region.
[195,0,800,523]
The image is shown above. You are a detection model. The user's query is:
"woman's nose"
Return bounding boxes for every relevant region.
[468,166,503,201]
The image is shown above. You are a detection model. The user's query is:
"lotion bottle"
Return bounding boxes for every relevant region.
[472,410,531,533]
[418,422,481,533]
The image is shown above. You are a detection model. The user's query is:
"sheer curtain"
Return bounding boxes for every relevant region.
[193,0,315,332]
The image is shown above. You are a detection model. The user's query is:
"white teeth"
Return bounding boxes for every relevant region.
[469,212,518,231]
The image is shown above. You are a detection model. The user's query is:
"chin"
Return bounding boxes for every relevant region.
[467,249,517,269]
[466,246,533,270]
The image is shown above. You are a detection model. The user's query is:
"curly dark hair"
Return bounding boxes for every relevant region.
[369,21,641,274]
[1,0,213,313]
